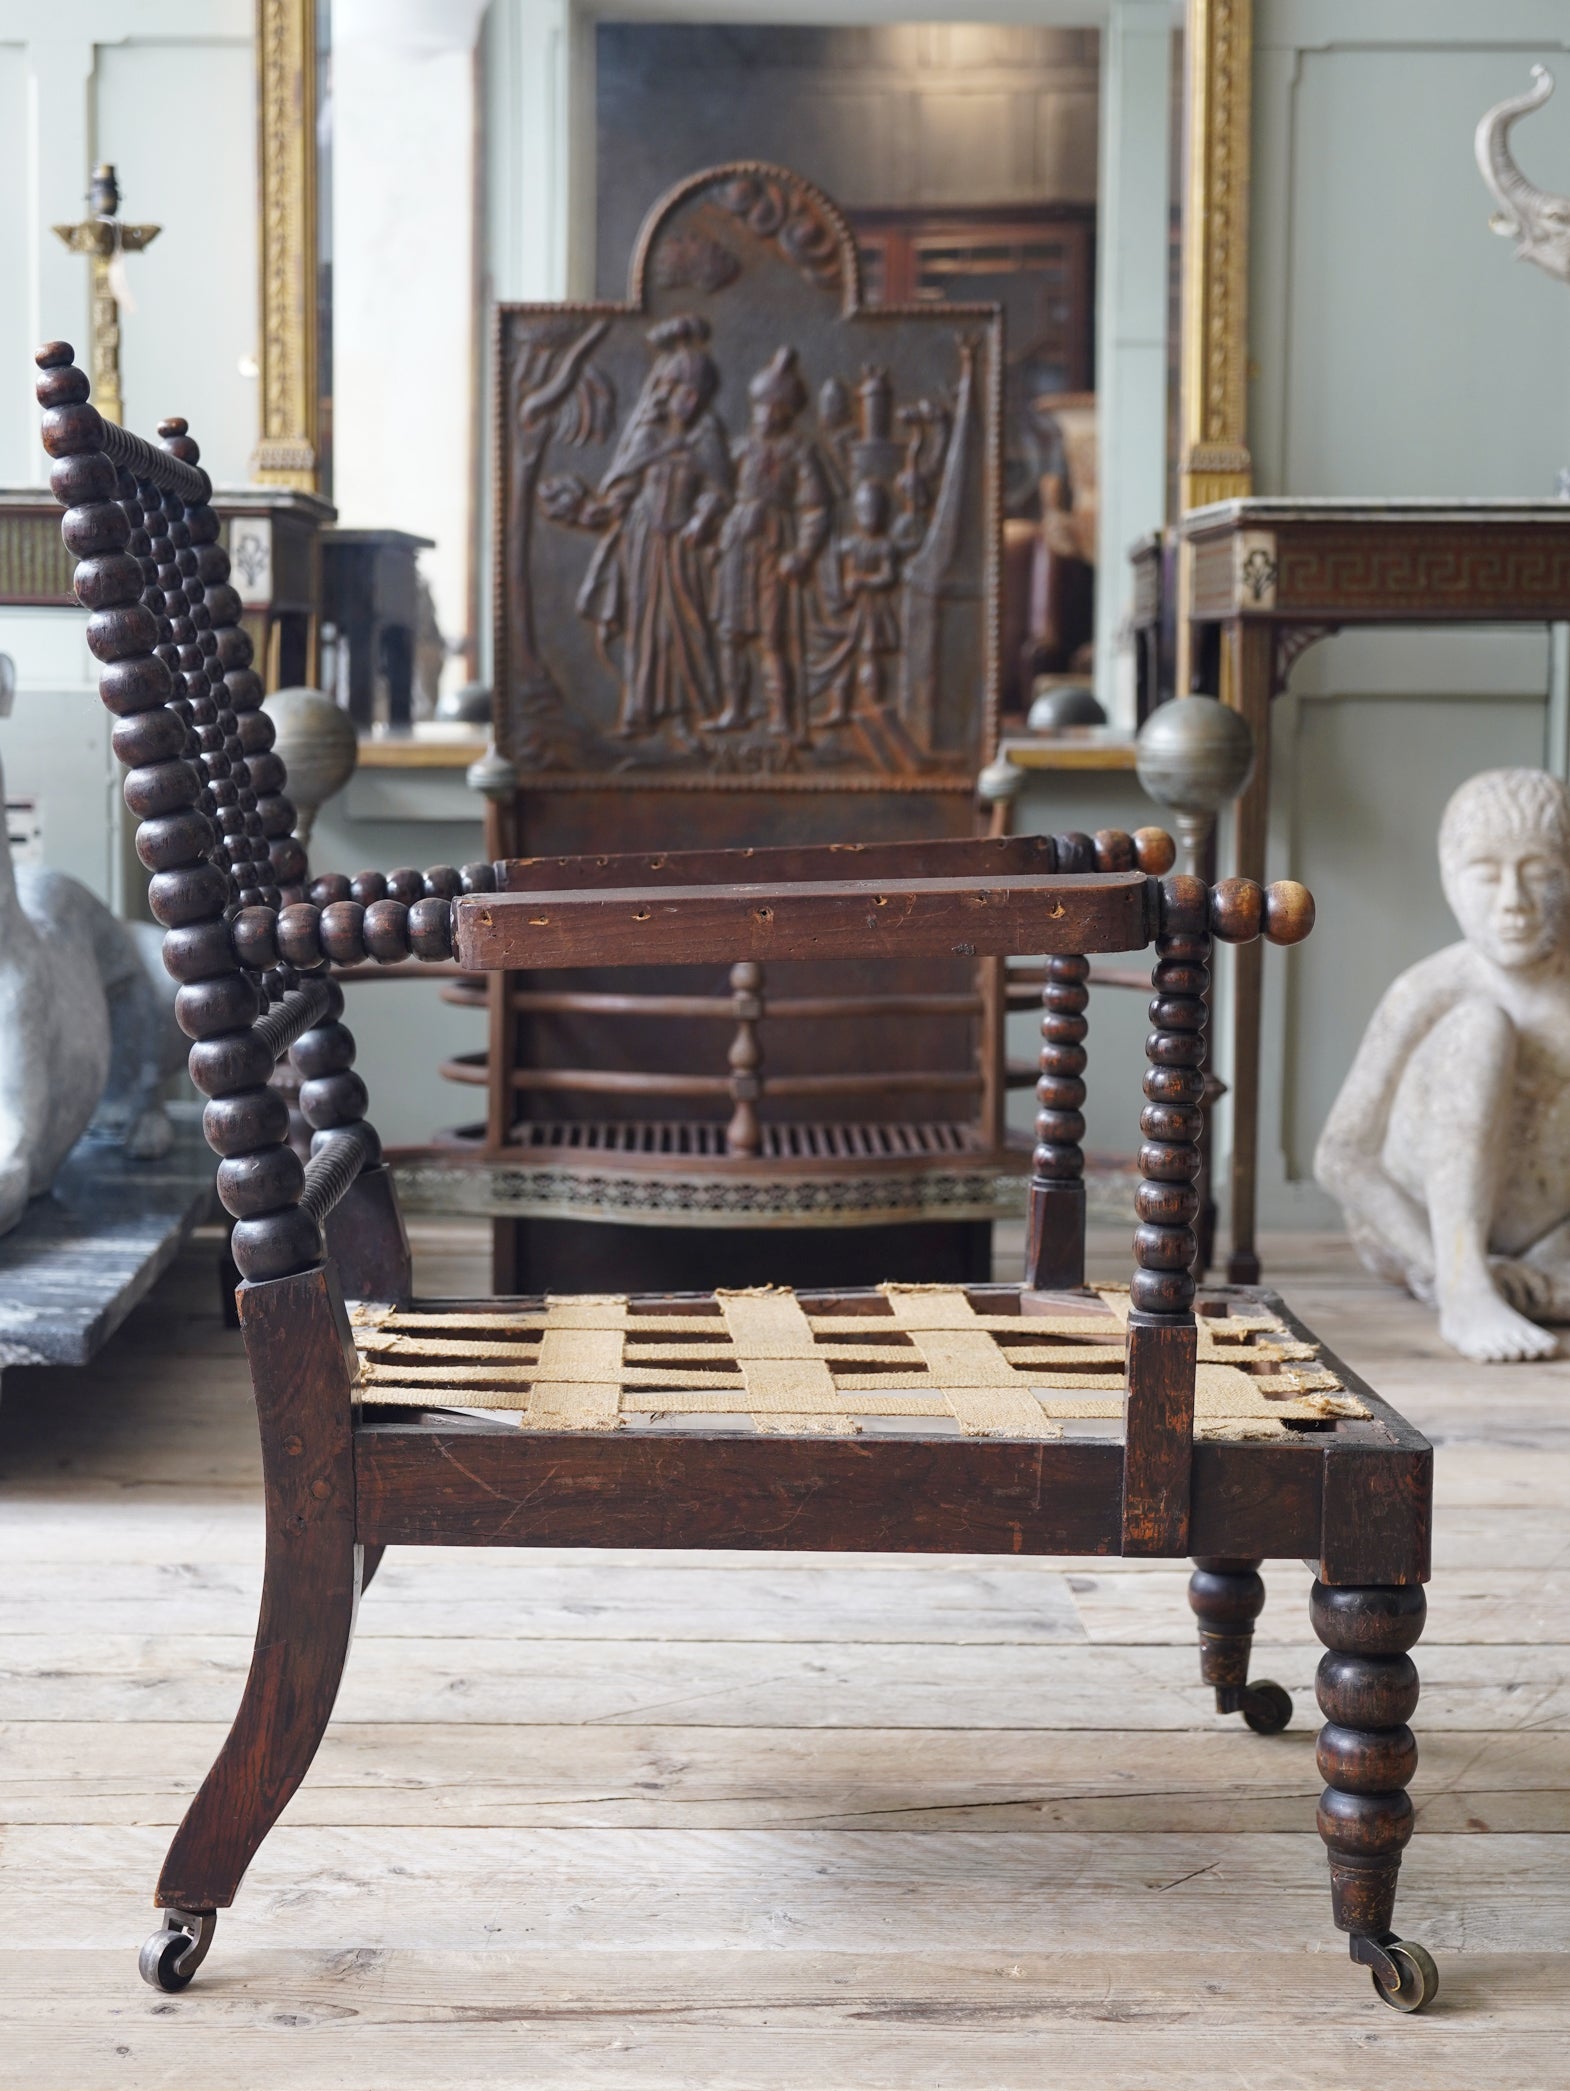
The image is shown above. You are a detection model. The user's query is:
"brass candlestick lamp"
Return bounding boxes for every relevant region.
[53,165,161,427]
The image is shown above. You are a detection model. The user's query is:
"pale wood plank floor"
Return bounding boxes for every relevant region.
[1,1222,1566,2088]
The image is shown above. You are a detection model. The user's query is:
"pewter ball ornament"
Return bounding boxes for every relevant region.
[437,679,493,724]
[1135,694,1255,817]
[1027,683,1106,732]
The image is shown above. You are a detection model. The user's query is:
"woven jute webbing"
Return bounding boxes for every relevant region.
[348,1284,1365,1441]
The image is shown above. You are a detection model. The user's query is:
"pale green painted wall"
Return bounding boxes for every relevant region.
[1093,0,1172,721]
[1244,2,1570,1228]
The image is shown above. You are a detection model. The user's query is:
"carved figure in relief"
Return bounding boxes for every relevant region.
[808,365,950,751]
[713,348,831,741]
[894,397,944,545]
[816,480,906,725]
[504,317,615,767]
[1316,768,1570,1362]
[542,316,731,746]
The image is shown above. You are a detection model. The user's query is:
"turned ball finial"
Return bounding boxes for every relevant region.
[1209,876,1263,943]
[1203,876,1316,945]
[1132,826,1177,876]
[1264,879,1315,945]
[35,341,75,370]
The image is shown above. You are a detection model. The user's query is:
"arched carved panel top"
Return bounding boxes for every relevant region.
[494,163,1001,792]
[630,162,863,315]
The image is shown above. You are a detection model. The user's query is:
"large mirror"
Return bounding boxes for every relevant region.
[270,1,1248,737]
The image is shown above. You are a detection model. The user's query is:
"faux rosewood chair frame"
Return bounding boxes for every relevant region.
[37,347,1437,2014]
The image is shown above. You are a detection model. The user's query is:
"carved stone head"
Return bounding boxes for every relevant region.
[1439,767,1570,970]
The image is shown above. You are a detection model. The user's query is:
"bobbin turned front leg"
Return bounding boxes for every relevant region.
[1187,1557,1291,1734]
[1312,1580,1438,2012]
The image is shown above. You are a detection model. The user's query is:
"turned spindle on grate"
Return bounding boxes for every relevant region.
[726,960,764,1158]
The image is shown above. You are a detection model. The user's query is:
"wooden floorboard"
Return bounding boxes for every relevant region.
[0,1222,1566,2088]
[3,1722,1565,1833]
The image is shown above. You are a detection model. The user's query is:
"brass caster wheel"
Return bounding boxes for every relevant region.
[138,1909,216,1993]
[1364,1935,1439,2014]
[1240,1680,1292,1735]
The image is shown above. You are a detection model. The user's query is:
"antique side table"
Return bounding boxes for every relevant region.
[1181,496,1570,1281]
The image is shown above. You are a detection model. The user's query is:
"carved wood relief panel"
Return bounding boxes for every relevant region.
[494,163,1002,791]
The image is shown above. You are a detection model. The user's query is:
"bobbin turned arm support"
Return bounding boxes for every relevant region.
[1023,827,1177,1291]
[1121,872,1315,1554]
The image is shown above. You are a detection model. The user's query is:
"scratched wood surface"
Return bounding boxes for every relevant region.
[0,1221,1565,2088]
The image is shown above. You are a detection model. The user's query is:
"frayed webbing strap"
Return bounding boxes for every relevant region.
[878,1284,1062,1437]
[347,1286,1366,1439]
[716,1288,854,1436]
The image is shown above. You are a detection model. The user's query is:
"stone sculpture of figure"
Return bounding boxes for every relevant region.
[541,314,730,747]
[1316,766,1570,1362]
[0,728,185,1237]
[713,346,831,741]
[816,479,904,726]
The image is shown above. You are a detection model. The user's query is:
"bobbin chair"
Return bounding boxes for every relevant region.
[37,343,1437,2014]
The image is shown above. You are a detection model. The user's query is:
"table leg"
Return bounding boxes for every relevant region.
[483,794,521,1296]
[1225,619,1275,1284]
[1194,817,1219,1280]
